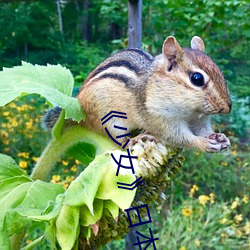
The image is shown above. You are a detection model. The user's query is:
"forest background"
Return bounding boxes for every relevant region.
[0,0,249,249]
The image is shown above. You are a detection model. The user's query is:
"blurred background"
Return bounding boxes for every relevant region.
[0,0,249,249]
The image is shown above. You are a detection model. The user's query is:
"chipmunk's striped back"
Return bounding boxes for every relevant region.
[83,48,155,89]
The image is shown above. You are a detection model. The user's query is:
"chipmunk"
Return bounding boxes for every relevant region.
[43,36,232,153]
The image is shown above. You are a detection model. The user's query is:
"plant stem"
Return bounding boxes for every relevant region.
[30,126,118,181]
[10,232,25,250]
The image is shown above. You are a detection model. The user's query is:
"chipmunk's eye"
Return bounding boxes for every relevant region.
[190,72,204,87]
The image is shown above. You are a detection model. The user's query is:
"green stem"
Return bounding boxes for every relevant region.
[30,126,118,181]
[10,232,25,250]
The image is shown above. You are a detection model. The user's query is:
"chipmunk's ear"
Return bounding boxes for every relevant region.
[162,36,184,62]
[191,36,205,52]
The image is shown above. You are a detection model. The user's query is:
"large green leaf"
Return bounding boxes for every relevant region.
[95,151,136,211]
[0,62,85,122]
[79,199,103,227]
[66,142,96,165]
[103,200,119,219]
[56,205,80,250]
[64,152,136,212]
[0,154,65,248]
[0,176,31,201]
[0,154,30,181]
[63,154,108,213]
[20,181,64,213]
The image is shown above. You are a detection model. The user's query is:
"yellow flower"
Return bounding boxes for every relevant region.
[4,147,10,152]
[189,184,199,197]
[220,217,228,224]
[18,152,30,159]
[3,138,9,145]
[236,229,242,237]
[51,175,61,183]
[11,119,18,127]
[194,238,201,247]
[232,150,237,156]
[32,157,39,162]
[66,176,75,182]
[3,111,9,116]
[179,247,186,250]
[244,221,250,234]
[19,161,28,169]
[9,102,16,108]
[209,193,215,204]
[62,160,69,166]
[231,198,240,209]
[234,214,243,224]
[0,130,8,138]
[71,165,77,172]
[75,159,81,165]
[26,121,33,129]
[243,195,248,204]
[221,162,228,167]
[63,182,69,189]
[198,195,210,206]
[182,207,192,217]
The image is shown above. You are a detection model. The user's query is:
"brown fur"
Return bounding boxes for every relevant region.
[77,36,231,152]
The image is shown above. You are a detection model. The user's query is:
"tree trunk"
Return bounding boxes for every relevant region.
[128,0,142,49]
[56,0,63,36]
[82,0,89,41]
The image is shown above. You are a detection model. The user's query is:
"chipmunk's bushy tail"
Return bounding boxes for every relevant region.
[41,106,62,130]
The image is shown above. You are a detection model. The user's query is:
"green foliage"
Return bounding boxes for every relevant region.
[0,62,84,122]
[156,197,249,249]
[0,154,64,249]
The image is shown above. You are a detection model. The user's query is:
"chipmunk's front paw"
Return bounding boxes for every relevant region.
[206,133,230,152]
[126,133,156,151]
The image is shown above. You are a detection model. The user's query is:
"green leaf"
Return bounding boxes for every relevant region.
[0,154,30,181]
[96,152,136,210]
[64,154,109,213]
[80,226,92,240]
[64,151,136,212]
[0,176,32,201]
[0,231,10,250]
[21,235,45,250]
[20,181,64,213]
[45,220,56,249]
[56,205,80,250]
[0,154,65,244]
[0,182,33,218]
[27,199,63,222]
[80,199,103,227]
[65,142,96,165]
[0,62,85,122]
[103,200,119,219]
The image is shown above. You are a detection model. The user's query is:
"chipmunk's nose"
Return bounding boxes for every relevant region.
[219,101,232,114]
